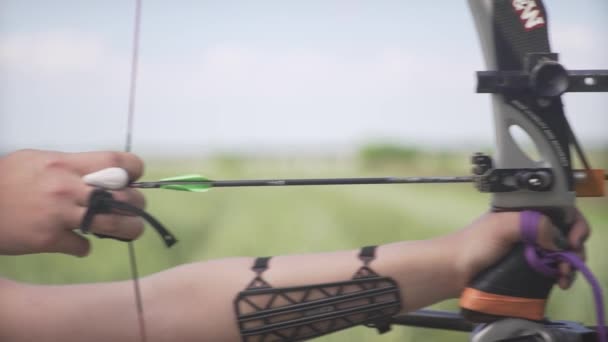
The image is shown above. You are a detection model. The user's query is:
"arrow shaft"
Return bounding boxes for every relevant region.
[130,176,474,189]
[129,171,606,190]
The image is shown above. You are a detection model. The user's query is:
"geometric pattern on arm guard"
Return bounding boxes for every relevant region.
[234,246,402,341]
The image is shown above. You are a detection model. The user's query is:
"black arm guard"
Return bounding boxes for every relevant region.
[234,246,402,341]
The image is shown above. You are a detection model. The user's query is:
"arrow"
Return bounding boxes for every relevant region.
[128,174,475,192]
[85,167,606,193]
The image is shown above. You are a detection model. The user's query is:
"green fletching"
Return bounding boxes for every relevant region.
[158,174,211,192]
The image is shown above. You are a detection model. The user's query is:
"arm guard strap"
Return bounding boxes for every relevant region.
[234,246,402,341]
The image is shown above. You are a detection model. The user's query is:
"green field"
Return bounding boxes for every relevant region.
[1,153,606,341]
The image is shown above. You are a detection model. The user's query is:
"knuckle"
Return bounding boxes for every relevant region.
[128,153,145,173]
[43,153,68,171]
[101,152,124,167]
[44,179,73,199]
[132,189,146,209]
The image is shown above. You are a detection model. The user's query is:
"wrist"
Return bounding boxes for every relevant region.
[433,234,470,298]
[447,212,522,299]
[376,237,465,311]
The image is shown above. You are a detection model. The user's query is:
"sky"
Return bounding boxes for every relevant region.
[0,0,606,157]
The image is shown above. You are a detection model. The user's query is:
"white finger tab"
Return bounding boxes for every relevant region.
[83,167,129,190]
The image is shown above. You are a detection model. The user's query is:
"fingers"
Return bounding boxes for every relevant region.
[532,210,591,290]
[74,186,146,210]
[568,209,590,249]
[40,224,143,257]
[533,212,590,252]
[60,151,144,181]
[64,187,146,241]
[39,230,91,257]
[8,150,148,257]
[63,205,145,242]
[75,209,145,242]
[66,152,146,245]
[558,262,572,289]
[534,215,565,251]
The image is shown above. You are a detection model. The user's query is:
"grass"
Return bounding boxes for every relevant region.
[1,154,606,341]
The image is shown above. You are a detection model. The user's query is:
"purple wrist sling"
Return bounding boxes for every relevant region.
[520,210,606,342]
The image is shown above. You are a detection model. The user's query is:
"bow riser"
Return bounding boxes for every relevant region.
[461,0,604,323]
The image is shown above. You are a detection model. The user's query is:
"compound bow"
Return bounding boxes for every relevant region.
[84,0,607,341]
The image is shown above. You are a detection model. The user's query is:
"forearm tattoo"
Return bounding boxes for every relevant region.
[234,246,402,341]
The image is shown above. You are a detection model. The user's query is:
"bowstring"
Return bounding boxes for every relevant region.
[125,0,147,341]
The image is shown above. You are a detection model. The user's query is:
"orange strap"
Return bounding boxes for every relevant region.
[459,287,546,321]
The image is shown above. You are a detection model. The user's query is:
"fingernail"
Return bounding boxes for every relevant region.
[576,236,586,249]
[553,233,570,250]
[558,277,568,290]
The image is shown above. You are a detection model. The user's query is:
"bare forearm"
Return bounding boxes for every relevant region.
[1,238,462,342]
[147,239,462,341]
[0,278,141,341]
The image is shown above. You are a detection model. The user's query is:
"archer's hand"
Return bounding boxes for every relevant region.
[453,210,589,291]
[0,149,145,256]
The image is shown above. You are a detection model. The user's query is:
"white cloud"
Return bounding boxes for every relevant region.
[0,30,113,75]
[134,43,476,103]
[0,29,475,100]
[0,24,603,152]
